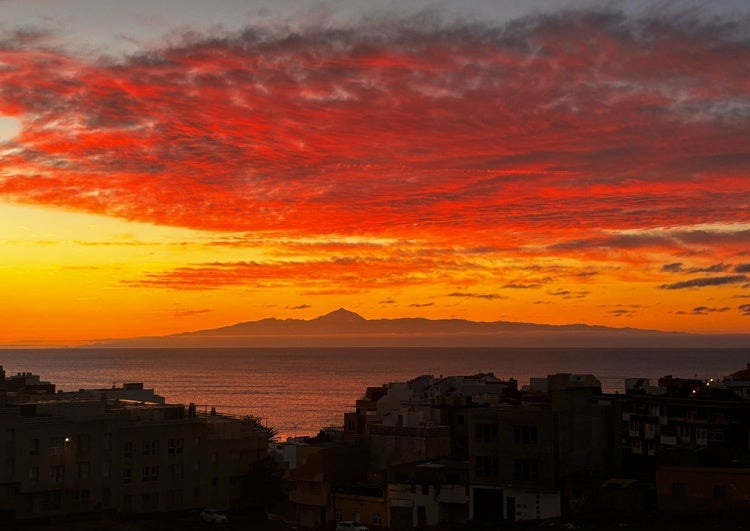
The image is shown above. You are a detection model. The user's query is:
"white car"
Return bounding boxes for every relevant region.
[335,522,368,531]
[200,509,228,524]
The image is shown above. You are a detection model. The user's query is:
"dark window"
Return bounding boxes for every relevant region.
[475,423,498,442]
[421,484,429,495]
[168,438,184,454]
[513,425,538,444]
[713,485,727,499]
[672,483,685,498]
[475,456,499,478]
[513,459,538,481]
[142,439,159,456]
[457,415,465,425]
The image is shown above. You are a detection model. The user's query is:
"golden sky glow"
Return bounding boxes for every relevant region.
[1,4,749,346]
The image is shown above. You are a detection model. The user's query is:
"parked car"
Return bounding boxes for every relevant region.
[200,509,228,524]
[335,522,368,531]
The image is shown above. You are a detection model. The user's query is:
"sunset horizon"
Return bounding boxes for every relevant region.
[2,0,749,347]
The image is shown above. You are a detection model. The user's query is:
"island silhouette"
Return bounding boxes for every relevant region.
[87,308,749,348]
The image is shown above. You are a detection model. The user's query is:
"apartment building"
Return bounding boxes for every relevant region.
[0,367,269,521]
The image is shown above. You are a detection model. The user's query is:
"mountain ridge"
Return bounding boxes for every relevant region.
[85,308,750,348]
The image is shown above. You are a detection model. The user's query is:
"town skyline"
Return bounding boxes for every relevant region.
[1,0,750,346]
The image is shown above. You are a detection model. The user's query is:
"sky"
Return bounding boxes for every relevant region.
[1,0,749,346]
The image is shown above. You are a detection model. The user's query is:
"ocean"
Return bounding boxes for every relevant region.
[1,347,747,440]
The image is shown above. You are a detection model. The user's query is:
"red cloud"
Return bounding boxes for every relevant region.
[0,11,748,251]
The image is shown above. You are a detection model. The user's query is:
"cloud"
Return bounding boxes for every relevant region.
[172,308,214,318]
[409,302,434,308]
[659,274,748,290]
[661,262,731,274]
[545,289,590,299]
[284,304,311,310]
[0,10,747,249]
[502,282,543,289]
[740,304,750,316]
[690,306,730,315]
[447,292,508,300]
[661,263,684,273]
[735,264,750,273]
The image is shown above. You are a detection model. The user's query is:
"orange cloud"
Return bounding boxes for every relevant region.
[0,11,747,247]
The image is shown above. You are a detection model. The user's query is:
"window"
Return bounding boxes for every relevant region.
[475,456,499,478]
[713,485,727,499]
[49,465,64,483]
[124,441,133,458]
[73,489,90,502]
[475,423,498,442]
[142,491,159,510]
[28,465,39,484]
[142,465,159,482]
[49,437,64,456]
[513,459,538,481]
[168,488,184,507]
[168,438,184,454]
[513,425,538,444]
[421,484,429,495]
[372,514,382,525]
[29,438,39,456]
[42,491,61,510]
[335,512,343,522]
[78,462,90,480]
[169,463,184,481]
[78,434,91,453]
[142,439,159,456]
[457,415,465,425]
[671,483,685,498]
[103,433,112,451]
[123,467,132,484]
[103,460,111,478]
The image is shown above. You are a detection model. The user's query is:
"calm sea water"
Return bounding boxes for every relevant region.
[0,347,747,439]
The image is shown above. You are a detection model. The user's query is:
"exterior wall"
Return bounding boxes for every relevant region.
[504,487,560,521]
[0,401,269,521]
[657,465,750,513]
[469,485,559,522]
[369,426,450,473]
[468,406,558,490]
[334,492,387,528]
[386,483,440,528]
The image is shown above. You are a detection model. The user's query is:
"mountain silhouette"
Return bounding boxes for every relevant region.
[87,309,750,348]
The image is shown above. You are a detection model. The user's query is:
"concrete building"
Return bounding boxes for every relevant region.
[657,465,750,514]
[467,374,621,523]
[0,367,270,521]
